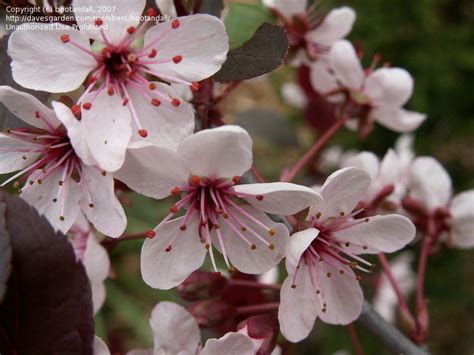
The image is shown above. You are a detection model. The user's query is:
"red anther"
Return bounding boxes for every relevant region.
[189,175,200,186]
[138,129,148,138]
[146,229,156,238]
[171,98,181,107]
[82,102,92,110]
[256,195,264,201]
[148,83,156,90]
[71,104,81,117]
[60,34,70,43]
[95,18,103,27]
[172,55,182,64]
[232,176,240,184]
[146,8,158,17]
[171,186,181,196]
[171,19,180,29]
[170,206,178,213]
[151,98,161,106]
[191,82,200,91]
[127,26,136,34]
[107,86,114,95]
[165,245,172,252]
[148,48,157,58]
[180,225,187,231]
[122,98,129,106]
[89,76,97,84]
[34,111,41,118]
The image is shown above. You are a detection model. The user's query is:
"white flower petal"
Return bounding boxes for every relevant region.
[84,232,110,284]
[178,125,252,179]
[305,7,356,46]
[278,263,319,343]
[366,68,413,108]
[143,14,229,83]
[0,86,59,129]
[80,165,126,238]
[329,40,364,90]
[409,157,452,209]
[281,83,307,109]
[115,145,188,199]
[316,258,363,325]
[91,281,106,315]
[21,168,81,234]
[156,0,177,17]
[311,167,371,219]
[233,182,321,215]
[128,83,194,149]
[8,23,96,92]
[150,302,201,353]
[341,151,380,180]
[335,214,416,254]
[285,228,319,275]
[201,332,256,355]
[74,0,146,46]
[309,60,339,95]
[214,205,288,274]
[52,101,97,166]
[93,336,110,355]
[0,134,41,174]
[372,108,426,133]
[450,190,474,248]
[81,90,132,172]
[141,215,206,289]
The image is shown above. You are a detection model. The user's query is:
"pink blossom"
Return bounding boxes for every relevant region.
[278,167,416,342]
[115,126,320,289]
[0,86,126,237]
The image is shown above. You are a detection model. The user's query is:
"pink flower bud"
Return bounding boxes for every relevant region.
[177,271,228,300]
[238,314,279,355]
[187,300,236,328]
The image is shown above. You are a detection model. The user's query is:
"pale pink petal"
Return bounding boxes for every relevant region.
[372,108,426,133]
[365,68,413,108]
[305,7,356,46]
[316,257,363,325]
[115,145,188,199]
[341,151,380,180]
[450,190,474,248]
[73,0,146,46]
[329,40,364,90]
[81,90,132,172]
[281,83,307,109]
[126,350,153,355]
[178,125,252,179]
[201,332,256,355]
[20,168,81,233]
[263,0,307,18]
[232,182,322,215]
[127,83,194,149]
[149,302,201,353]
[335,214,416,254]
[52,101,97,166]
[143,14,229,83]
[8,23,96,92]
[0,86,59,129]
[80,165,127,238]
[91,282,106,315]
[310,167,370,219]
[285,228,319,275]
[215,205,288,274]
[84,233,110,284]
[93,336,110,355]
[278,263,319,343]
[0,134,40,174]
[156,0,177,17]
[409,157,452,209]
[309,60,339,95]
[141,215,206,289]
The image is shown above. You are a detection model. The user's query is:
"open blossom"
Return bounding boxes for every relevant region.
[8,0,229,170]
[0,86,126,236]
[69,214,110,314]
[310,40,426,134]
[408,157,474,248]
[127,301,262,355]
[263,1,355,63]
[115,125,320,289]
[278,167,416,342]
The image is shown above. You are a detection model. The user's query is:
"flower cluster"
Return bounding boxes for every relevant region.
[0,0,471,353]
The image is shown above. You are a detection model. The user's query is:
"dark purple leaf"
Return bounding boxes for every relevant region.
[0,192,94,354]
[214,23,288,83]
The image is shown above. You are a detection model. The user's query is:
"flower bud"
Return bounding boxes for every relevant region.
[187,300,236,328]
[177,271,228,300]
[401,196,429,220]
[237,314,279,355]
